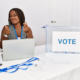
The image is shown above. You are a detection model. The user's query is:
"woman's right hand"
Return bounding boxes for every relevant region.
[3,25,11,35]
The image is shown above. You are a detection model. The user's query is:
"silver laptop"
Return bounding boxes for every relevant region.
[2,39,35,61]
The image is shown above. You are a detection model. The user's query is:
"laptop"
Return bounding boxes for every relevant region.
[2,38,35,61]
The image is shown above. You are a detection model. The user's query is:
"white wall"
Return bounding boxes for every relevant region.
[49,0,72,26]
[72,0,80,26]
[49,0,80,27]
[1,0,80,45]
[0,0,50,45]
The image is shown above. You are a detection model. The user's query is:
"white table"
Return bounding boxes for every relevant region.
[0,45,80,80]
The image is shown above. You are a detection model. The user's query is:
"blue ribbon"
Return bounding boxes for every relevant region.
[0,57,39,73]
[13,25,23,39]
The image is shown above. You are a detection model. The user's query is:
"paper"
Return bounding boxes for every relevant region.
[30,66,43,71]
[52,58,70,64]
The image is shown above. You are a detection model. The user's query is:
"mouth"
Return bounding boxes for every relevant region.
[11,19,15,21]
[11,20,16,23]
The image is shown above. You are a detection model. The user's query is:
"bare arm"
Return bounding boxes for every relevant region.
[23,22,33,38]
[0,41,1,49]
[0,26,8,49]
[25,27,33,38]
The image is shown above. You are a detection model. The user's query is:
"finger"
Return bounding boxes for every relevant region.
[23,22,28,26]
[23,23,26,25]
[5,25,8,28]
[5,28,9,31]
[23,23,26,26]
[23,22,27,24]
[5,26,9,29]
[25,22,27,25]
[5,27,10,31]
[23,28,25,31]
[23,25,27,28]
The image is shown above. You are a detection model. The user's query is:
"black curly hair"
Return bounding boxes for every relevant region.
[8,8,25,26]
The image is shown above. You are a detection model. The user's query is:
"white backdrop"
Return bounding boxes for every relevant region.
[0,0,49,45]
[1,0,80,46]
[49,0,80,27]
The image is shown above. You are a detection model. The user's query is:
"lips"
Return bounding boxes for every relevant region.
[11,19,15,21]
[11,20,15,23]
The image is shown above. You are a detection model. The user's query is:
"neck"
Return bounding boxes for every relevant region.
[13,23,21,29]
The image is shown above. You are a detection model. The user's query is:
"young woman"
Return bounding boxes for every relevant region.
[0,8,33,49]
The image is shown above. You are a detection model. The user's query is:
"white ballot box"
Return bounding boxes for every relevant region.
[45,26,80,54]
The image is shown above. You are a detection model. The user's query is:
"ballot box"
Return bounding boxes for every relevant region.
[45,26,80,54]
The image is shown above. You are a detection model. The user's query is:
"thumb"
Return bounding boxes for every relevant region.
[5,25,9,29]
[25,22,27,24]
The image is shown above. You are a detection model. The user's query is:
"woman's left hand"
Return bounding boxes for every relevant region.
[23,22,30,33]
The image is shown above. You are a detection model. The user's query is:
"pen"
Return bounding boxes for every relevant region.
[41,24,48,28]
[41,26,46,28]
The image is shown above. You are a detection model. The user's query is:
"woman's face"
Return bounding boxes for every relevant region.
[9,10,20,25]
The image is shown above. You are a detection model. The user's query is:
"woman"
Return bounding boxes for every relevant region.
[0,8,33,49]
